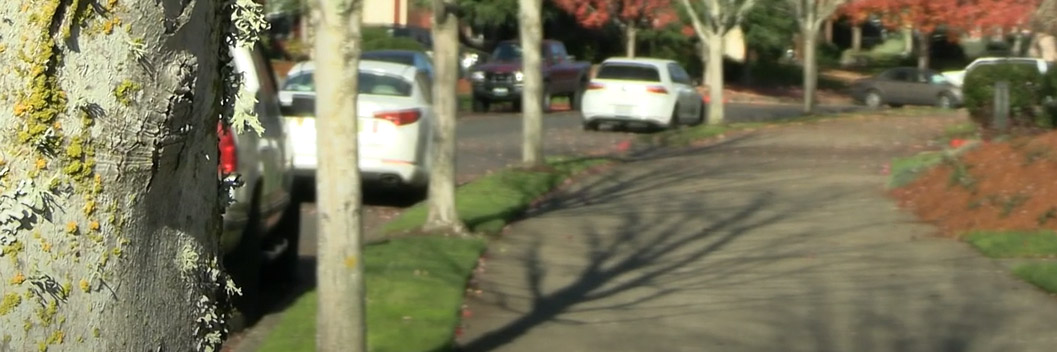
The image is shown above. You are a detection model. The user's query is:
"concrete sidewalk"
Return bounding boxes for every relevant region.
[455,114,1057,352]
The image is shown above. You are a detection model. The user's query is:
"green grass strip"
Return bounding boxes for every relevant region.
[1012,262,1057,294]
[257,236,487,352]
[964,230,1057,258]
[382,156,614,235]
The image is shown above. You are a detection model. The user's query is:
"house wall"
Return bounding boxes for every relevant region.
[364,0,409,26]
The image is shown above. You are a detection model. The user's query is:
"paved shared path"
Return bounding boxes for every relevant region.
[455,114,1057,352]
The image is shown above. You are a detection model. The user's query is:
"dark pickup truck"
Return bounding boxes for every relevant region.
[468,39,592,112]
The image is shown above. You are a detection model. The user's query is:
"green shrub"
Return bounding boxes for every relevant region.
[1038,68,1057,128]
[362,27,427,52]
[962,63,1044,129]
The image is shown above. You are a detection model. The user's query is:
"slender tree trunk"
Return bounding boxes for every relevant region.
[802,27,819,114]
[917,32,931,70]
[519,0,544,166]
[824,19,834,44]
[313,0,366,350]
[625,25,638,58]
[423,0,468,234]
[0,1,233,351]
[852,25,863,51]
[706,31,726,124]
[903,26,914,55]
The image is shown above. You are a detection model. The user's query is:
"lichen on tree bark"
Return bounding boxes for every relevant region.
[0,0,260,350]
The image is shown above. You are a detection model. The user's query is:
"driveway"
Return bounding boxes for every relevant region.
[455,113,1057,352]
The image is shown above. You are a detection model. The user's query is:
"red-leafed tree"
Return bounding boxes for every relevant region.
[868,0,966,69]
[963,0,1040,54]
[551,0,676,57]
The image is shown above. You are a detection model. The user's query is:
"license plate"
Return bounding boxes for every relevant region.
[493,87,509,96]
[613,105,633,115]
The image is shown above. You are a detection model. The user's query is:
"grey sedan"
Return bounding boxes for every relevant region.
[850,67,962,109]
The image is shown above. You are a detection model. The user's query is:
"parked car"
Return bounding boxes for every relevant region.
[277,60,434,192]
[221,44,299,323]
[850,67,963,109]
[362,49,434,80]
[580,57,705,131]
[467,39,592,112]
[942,57,1052,88]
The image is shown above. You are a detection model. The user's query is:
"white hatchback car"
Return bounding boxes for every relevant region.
[278,60,434,192]
[581,58,705,130]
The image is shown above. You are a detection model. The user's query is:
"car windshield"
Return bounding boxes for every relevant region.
[491,43,523,61]
[282,71,413,97]
[595,63,661,82]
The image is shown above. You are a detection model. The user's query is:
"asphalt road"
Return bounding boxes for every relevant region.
[223,101,861,352]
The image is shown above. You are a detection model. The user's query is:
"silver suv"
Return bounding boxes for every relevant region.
[221,44,299,324]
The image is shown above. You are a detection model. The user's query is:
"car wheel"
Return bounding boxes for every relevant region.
[542,88,552,113]
[265,200,302,285]
[582,120,597,131]
[570,82,586,111]
[936,94,954,109]
[225,190,263,331]
[864,90,883,109]
[693,103,706,126]
[472,96,490,113]
[668,105,682,130]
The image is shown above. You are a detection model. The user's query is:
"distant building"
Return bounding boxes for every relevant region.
[364,0,432,28]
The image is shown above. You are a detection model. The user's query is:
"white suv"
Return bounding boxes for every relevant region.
[942,57,1051,87]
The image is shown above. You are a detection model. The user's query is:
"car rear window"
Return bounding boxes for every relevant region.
[595,63,661,82]
[362,53,415,66]
[281,71,413,97]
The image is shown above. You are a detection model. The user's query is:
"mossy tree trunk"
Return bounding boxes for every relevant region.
[312,0,367,350]
[423,0,469,235]
[0,0,230,351]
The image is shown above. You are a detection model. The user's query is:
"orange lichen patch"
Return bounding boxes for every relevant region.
[892,131,1057,235]
[10,273,25,285]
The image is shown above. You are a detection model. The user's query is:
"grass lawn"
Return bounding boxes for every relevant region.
[383,156,615,235]
[256,236,487,352]
[1013,262,1057,294]
[963,230,1057,258]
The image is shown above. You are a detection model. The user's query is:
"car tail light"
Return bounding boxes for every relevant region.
[374,109,421,126]
[587,82,605,90]
[218,122,237,175]
[645,85,668,94]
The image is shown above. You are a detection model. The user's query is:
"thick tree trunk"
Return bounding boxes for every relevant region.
[0,1,229,351]
[423,0,468,235]
[802,28,819,114]
[625,25,638,58]
[706,32,726,124]
[313,0,366,350]
[917,32,931,70]
[519,0,545,166]
[852,25,863,51]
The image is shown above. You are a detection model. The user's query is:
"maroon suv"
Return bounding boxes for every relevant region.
[468,39,592,112]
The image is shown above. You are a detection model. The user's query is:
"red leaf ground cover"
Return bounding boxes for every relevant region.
[891,131,1057,235]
